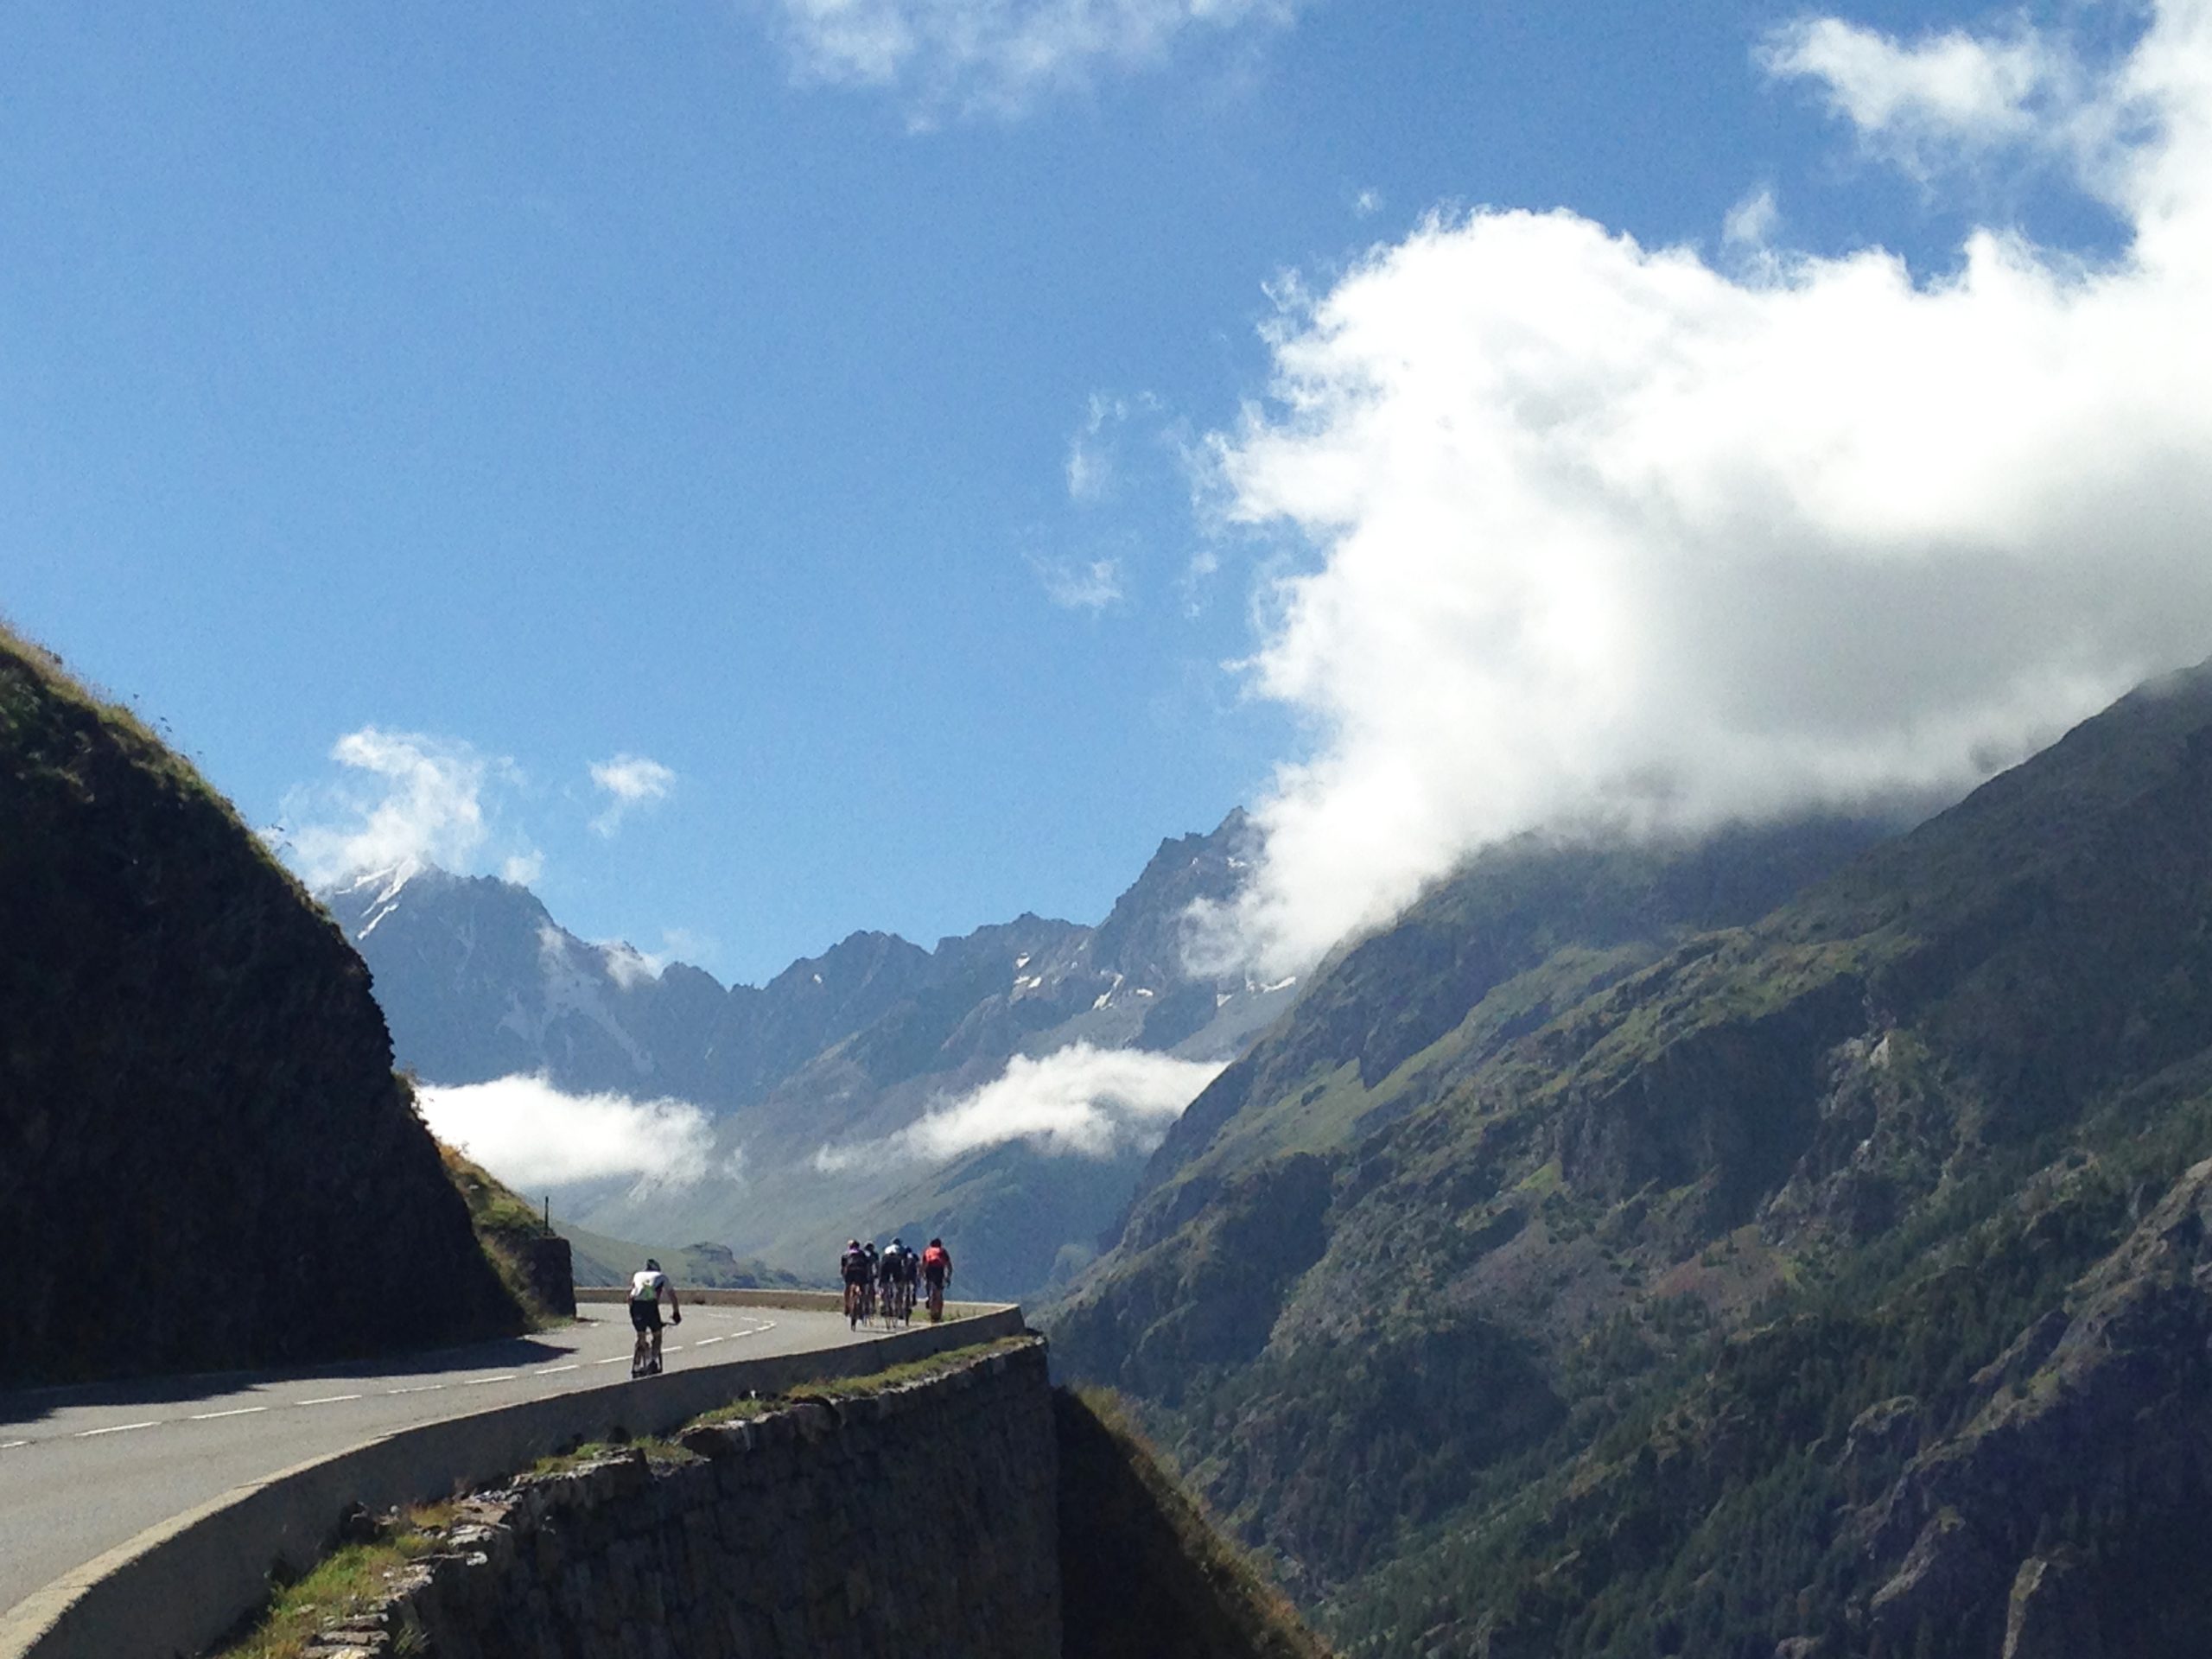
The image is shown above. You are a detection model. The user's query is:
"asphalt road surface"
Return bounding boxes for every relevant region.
[0,1302,884,1621]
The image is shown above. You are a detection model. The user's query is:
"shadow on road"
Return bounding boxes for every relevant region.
[0,1319,607,1426]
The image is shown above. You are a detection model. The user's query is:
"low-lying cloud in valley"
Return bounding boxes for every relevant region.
[1193,0,2212,976]
[816,1044,1227,1171]
[416,1074,724,1192]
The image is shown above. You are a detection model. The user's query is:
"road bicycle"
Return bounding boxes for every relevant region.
[631,1306,680,1378]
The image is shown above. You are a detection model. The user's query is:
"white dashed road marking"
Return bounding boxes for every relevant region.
[76,1421,160,1439]
[297,1394,363,1406]
[460,1375,518,1387]
[694,1337,724,1346]
[386,1385,445,1396]
[1,1440,28,1450]
[189,1407,267,1421]
[593,1357,628,1366]
[539,1364,580,1375]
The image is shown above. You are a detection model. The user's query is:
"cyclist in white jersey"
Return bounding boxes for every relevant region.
[627,1258,682,1376]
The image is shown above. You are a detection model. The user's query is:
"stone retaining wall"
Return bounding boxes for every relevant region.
[308,1340,1058,1659]
[2,1308,1027,1659]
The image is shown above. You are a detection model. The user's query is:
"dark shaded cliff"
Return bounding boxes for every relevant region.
[0,629,523,1386]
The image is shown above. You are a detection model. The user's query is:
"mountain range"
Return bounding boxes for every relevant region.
[1046,662,2212,1656]
[323,810,1303,1297]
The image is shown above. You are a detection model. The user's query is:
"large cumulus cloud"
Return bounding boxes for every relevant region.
[1193,0,2212,976]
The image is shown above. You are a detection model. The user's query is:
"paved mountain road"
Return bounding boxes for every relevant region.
[0,1303,885,1621]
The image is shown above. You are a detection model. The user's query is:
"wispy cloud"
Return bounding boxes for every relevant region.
[589,753,677,838]
[1032,555,1127,612]
[1189,2,2212,976]
[815,1043,1225,1170]
[1722,185,1780,250]
[283,728,517,887]
[1758,13,2139,194]
[760,0,1305,122]
[1067,392,1132,503]
[416,1073,726,1191]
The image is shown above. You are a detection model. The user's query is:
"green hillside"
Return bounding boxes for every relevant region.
[560,1222,804,1290]
[1050,662,2212,1656]
[0,625,525,1385]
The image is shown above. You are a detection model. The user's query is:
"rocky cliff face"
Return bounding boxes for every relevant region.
[1048,661,2212,1655]
[0,632,522,1386]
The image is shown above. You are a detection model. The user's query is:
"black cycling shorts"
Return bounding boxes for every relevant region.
[629,1299,662,1332]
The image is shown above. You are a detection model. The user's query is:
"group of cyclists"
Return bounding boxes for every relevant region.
[841,1236,954,1329]
[622,1235,956,1376]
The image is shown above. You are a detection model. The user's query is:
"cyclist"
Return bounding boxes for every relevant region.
[841,1238,872,1328]
[921,1236,953,1323]
[899,1236,922,1320]
[878,1238,910,1324]
[628,1258,681,1376]
[861,1240,882,1321]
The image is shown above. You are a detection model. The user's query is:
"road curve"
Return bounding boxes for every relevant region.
[0,1301,888,1621]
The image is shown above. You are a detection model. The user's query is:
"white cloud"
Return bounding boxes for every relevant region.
[1354,187,1383,219]
[589,753,677,838]
[1190,1,2212,976]
[1758,13,2141,193]
[284,728,512,887]
[600,942,665,991]
[1723,185,1781,249]
[1033,555,1127,612]
[815,1043,1226,1170]
[416,1074,721,1191]
[502,850,546,887]
[1067,392,1131,502]
[760,0,1303,120]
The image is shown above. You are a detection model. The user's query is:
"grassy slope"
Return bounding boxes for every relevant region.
[559,1221,804,1290]
[1058,1385,1335,1659]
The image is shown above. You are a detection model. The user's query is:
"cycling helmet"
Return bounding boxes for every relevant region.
[849,1238,861,1249]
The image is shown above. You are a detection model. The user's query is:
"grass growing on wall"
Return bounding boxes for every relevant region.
[213,1504,458,1659]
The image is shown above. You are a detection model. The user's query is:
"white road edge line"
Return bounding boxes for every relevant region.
[188,1407,268,1421]
[297,1395,364,1406]
[76,1421,161,1438]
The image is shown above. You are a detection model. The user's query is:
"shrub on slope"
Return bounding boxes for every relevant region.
[0,627,523,1386]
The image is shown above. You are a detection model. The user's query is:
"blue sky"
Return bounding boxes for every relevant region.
[6,0,2199,985]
